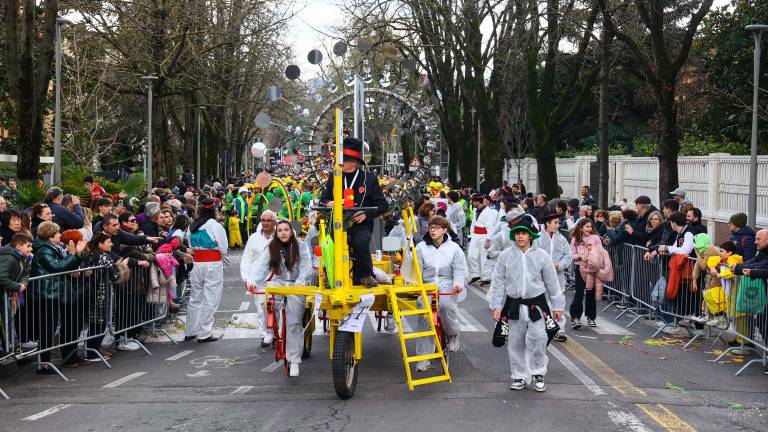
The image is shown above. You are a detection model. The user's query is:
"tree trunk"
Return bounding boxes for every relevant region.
[657,91,680,203]
[182,92,195,173]
[532,126,559,198]
[598,23,611,209]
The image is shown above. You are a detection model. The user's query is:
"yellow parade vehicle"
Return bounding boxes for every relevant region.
[264,109,451,399]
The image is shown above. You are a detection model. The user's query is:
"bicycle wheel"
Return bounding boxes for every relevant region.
[280,308,289,375]
[301,309,314,359]
[332,330,358,399]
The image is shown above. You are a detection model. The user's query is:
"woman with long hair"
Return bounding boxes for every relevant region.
[247,220,312,377]
[81,232,122,361]
[569,218,608,329]
[185,199,228,343]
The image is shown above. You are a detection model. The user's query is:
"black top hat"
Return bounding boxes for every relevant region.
[342,137,365,164]
[538,208,561,224]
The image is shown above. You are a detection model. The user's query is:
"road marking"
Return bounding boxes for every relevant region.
[262,360,284,372]
[231,385,254,395]
[548,345,606,396]
[102,372,147,389]
[165,349,194,361]
[23,404,72,421]
[607,409,653,432]
[467,284,489,301]
[216,301,250,313]
[564,313,635,335]
[561,338,698,432]
[457,310,487,332]
[637,404,697,432]
[186,370,210,378]
[560,337,645,396]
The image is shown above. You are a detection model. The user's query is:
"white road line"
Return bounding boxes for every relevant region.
[23,404,72,421]
[231,385,254,395]
[467,284,488,300]
[165,349,194,361]
[548,345,606,396]
[262,360,284,372]
[549,346,653,432]
[102,372,147,389]
[564,312,635,336]
[457,310,488,332]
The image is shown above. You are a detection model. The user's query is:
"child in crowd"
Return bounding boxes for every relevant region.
[227,209,243,249]
[0,233,33,355]
[702,242,742,327]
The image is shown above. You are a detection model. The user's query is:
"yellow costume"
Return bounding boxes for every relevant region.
[228,215,243,248]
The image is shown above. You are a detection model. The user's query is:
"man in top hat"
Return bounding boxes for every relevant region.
[467,192,498,286]
[320,137,388,288]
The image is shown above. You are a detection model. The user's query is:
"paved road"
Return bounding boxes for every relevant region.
[1,249,767,431]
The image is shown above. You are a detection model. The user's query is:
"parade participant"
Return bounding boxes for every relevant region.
[489,218,564,392]
[186,198,228,343]
[446,191,466,247]
[234,186,250,241]
[413,216,468,371]
[247,220,312,377]
[467,193,498,286]
[536,210,572,342]
[240,210,277,346]
[320,137,388,288]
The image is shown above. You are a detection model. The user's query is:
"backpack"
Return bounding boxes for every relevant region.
[735,276,767,314]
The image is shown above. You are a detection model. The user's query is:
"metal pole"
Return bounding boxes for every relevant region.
[196,108,201,188]
[476,116,481,191]
[53,20,63,184]
[147,85,153,191]
[746,24,768,228]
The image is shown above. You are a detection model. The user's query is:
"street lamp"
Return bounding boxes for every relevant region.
[745,24,768,228]
[141,75,158,192]
[53,17,72,185]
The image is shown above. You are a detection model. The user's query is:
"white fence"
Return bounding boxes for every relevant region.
[505,153,768,229]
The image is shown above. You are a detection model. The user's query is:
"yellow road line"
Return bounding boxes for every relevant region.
[637,404,697,432]
[560,336,646,397]
[561,338,697,432]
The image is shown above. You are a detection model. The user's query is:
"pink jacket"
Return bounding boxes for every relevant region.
[571,234,613,298]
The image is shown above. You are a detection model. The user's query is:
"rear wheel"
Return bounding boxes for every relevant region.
[301,309,313,359]
[436,315,449,368]
[332,330,358,399]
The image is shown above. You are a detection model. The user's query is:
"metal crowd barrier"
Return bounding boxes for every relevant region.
[111,263,176,354]
[3,265,113,381]
[601,242,767,375]
[1,262,177,395]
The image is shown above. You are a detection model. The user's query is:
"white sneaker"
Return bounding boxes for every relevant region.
[262,333,274,345]
[289,363,299,377]
[706,316,725,327]
[117,340,140,351]
[447,335,460,352]
[415,360,431,372]
[532,375,546,392]
[385,315,396,332]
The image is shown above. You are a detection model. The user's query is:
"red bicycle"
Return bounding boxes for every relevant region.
[258,293,314,375]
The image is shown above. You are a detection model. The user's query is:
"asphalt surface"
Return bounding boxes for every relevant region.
[1,249,767,432]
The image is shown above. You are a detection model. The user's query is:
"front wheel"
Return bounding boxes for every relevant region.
[332,330,358,399]
[301,309,314,359]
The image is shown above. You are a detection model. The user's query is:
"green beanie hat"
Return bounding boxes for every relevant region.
[694,233,712,255]
[729,212,747,228]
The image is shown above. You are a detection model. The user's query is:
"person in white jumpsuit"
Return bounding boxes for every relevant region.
[414,216,468,371]
[489,218,564,392]
[240,210,276,346]
[186,199,229,343]
[467,194,498,286]
[535,211,572,342]
[445,191,466,247]
[247,220,312,377]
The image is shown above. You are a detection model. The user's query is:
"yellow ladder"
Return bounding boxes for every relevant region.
[388,286,451,390]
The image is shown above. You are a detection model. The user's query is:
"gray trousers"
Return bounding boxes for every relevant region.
[506,306,548,381]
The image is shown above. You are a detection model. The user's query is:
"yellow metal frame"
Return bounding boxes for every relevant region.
[266,108,450,391]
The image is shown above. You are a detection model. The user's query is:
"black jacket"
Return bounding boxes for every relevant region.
[108,229,152,258]
[48,202,84,232]
[734,247,768,280]
[320,168,388,223]
[0,245,30,293]
[688,222,707,237]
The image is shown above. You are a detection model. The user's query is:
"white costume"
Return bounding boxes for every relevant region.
[186,218,228,340]
[415,234,468,357]
[467,204,498,282]
[489,241,564,383]
[249,242,312,364]
[535,230,572,332]
[446,202,466,245]
[240,223,274,338]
